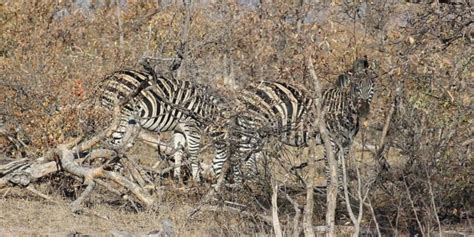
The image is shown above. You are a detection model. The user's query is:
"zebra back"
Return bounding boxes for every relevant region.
[98,70,153,112]
[240,81,313,133]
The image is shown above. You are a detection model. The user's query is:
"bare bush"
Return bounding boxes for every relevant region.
[1,0,472,235]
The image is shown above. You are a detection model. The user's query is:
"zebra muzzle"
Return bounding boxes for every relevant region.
[358,100,370,117]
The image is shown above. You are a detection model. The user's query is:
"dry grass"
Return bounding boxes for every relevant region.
[1,0,472,235]
[0,189,247,236]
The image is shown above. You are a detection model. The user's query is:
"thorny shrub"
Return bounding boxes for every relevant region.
[1,0,472,235]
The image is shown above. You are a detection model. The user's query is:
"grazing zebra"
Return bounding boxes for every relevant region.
[98,68,227,182]
[213,58,375,184]
[209,80,315,183]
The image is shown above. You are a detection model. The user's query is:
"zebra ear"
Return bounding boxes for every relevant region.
[352,56,369,74]
[140,58,153,72]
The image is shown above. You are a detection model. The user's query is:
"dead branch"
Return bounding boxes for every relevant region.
[302,140,317,237]
[340,146,371,237]
[403,175,425,236]
[85,149,118,162]
[284,192,301,237]
[138,131,175,154]
[307,55,338,236]
[0,160,57,189]
[375,93,397,171]
[71,107,123,153]
[2,187,11,198]
[156,159,191,177]
[187,160,230,221]
[425,168,442,236]
[367,197,382,237]
[59,146,154,207]
[0,94,158,207]
[73,79,148,154]
[121,157,147,188]
[26,186,59,204]
[70,182,96,212]
[101,170,154,207]
[0,158,30,176]
[272,181,283,237]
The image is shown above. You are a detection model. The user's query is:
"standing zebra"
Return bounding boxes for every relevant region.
[98,68,228,182]
[212,58,375,184]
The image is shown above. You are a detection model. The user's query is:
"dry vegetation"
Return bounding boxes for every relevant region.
[1,0,472,236]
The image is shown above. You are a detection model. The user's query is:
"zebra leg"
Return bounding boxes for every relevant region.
[210,132,229,180]
[324,140,344,191]
[242,151,261,180]
[120,117,141,151]
[110,118,129,148]
[110,112,140,150]
[338,145,352,197]
[172,132,186,183]
[231,155,243,184]
[179,122,202,183]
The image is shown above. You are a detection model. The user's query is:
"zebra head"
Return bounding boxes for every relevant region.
[352,57,369,74]
[351,77,375,117]
[335,57,369,88]
[350,57,375,117]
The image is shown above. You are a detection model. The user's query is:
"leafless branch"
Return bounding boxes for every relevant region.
[271,181,283,237]
[284,191,302,237]
[403,175,425,236]
[307,55,338,236]
[26,185,59,204]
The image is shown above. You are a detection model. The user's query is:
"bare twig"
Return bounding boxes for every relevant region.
[85,149,118,162]
[2,187,11,198]
[115,0,124,55]
[302,140,316,237]
[375,93,397,171]
[284,192,301,237]
[403,175,425,236]
[70,181,96,212]
[121,157,147,188]
[367,197,382,237]
[425,169,442,236]
[340,147,371,237]
[187,160,230,221]
[272,181,283,237]
[138,131,175,154]
[26,186,59,204]
[59,146,154,208]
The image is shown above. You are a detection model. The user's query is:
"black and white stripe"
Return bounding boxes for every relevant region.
[98,69,226,182]
[214,58,375,184]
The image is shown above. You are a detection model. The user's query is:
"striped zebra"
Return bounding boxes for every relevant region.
[213,58,375,184]
[98,68,227,182]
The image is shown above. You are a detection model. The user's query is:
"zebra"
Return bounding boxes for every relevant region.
[98,68,228,182]
[213,58,375,185]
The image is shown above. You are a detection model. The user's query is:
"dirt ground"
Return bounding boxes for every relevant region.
[0,188,177,236]
[0,141,268,236]
[0,187,245,236]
